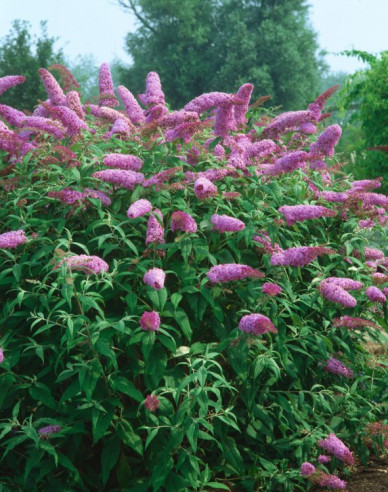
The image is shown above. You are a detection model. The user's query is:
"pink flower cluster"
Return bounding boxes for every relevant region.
[194,177,218,200]
[323,357,354,378]
[365,286,386,303]
[117,85,145,125]
[238,313,277,335]
[261,283,282,296]
[207,264,264,283]
[317,433,354,465]
[332,316,380,330]
[127,199,152,219]
[92,169,144,189]
[146,210,165,245]
[211,214,245,233]
[144,394,160,412]
[271,246,334,267]
[319,277,363,308]
[143,268,166,290]
[0,75,25,96]
[103,153,143,171]
[171,211,197,233]
[279,204,336,226]
[0,230,28,249]
[55,255,109,274]
[138,72,165,107]
[140,311,160,331]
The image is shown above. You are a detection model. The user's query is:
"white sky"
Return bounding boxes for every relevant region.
[0,0,387,74]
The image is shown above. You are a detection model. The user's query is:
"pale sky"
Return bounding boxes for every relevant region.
[0,0,387,74]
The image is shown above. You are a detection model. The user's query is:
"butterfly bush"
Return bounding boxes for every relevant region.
[1,63,387,491]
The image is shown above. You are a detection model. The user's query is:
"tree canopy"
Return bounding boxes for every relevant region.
[117,0,326,109]
[0,20,64,110]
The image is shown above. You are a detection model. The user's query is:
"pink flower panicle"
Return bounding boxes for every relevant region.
[262,110,312,139]
[318,455,331,464]
[214,102,236,137]
[0,104,26,127]
[207,264,264,283]
[160,110,199,129]
[142,167,182,188]
[319,474,346,489]
[165,121,208,143]
[49,106,89,136]
[106,118,132,138]
[365,286,386,303]
[138,71,165,107]
[22,116,65,139]
[223,192,241,200]
[38,425,61,438]
[324,357,354,379]
[364,247,384,260]
[145,395,160,412]
[194,177,218,200]
[117,85,145,124]
[271,246,335,267]
[143,268,166,290]
[234,83,254,127]
[98,63,119,107]
[253,231,282,254]
[38,68,67,106]
[317,433,354,465]
[211,214,245,233]
[0,75,26,96]
[310,124,342,157]
[0,230,28,249]
[319,279,359,308]
[317,190,349,203]
[350,178,382,192]
[261,283,282,296]
[184,92,234,114]
[146,210,165,245]
[275,151,308,173]
[171,211,197,233]
[324,277,363,291]
[300,462,315,476]
[92,169,144,189]
[279,204,336,226]
[127,199,152,219]
[238,314,277,335]
[0,347,4,364]
[332,316,380,330]
[103,153,143,171]
[145,104,169,124]
[55,255,109,274]
[66,90,84,120]
[372,272,388,285]
[245,140,280,160]
[140,311,160,331]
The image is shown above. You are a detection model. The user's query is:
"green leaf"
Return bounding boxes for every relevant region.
[101,437,121,485]
[116,420,143,456]
[110,376,143,402]
[29,383,57,410]
[175,308,192,341]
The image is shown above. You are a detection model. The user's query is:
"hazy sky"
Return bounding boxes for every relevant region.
[0,0,387,74]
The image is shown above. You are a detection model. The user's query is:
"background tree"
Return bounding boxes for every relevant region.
[0,20,64,111]
[117,0,326,109]
[337,50,388,188]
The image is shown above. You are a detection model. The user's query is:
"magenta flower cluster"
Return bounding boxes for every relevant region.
[55,255,109,274]
[0,230,28,249]
[238,314,277,335]
[207,264,264,283]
